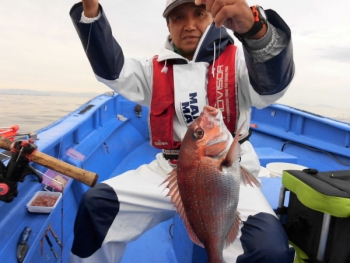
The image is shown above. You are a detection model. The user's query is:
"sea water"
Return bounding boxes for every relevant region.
[1,93,350,133]
[0,94,95,133]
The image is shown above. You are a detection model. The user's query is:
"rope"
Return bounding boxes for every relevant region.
[281,141,350,166]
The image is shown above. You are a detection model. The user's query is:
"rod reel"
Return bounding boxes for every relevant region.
[0,139,42,203]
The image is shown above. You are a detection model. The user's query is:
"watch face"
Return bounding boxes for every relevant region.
[258,6,267,21]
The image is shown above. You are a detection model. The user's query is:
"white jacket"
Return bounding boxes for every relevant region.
[70,3,295,174]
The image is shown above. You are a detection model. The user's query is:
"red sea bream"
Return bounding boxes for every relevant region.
[162,106,260,263]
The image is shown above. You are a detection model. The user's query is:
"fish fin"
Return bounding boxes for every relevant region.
[223,121,246,166]
[181,209,204,248]
[161,169,181,205]
[225,211,241,248]
[159,168,177,187]
[240,166,261,188]
[161,169,204,247]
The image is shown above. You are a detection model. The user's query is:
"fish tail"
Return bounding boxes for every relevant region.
[240,166,261,188]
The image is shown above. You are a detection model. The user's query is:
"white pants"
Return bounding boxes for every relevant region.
[70,143,291,263]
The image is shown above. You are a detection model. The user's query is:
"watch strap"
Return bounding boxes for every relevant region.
[234,6,266,41]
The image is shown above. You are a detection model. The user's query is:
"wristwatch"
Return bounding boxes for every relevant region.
[234,5,267,41]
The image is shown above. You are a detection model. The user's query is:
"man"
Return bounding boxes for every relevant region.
[69,0,295,262]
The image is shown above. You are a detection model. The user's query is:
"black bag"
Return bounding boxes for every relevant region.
[279,169,350,263]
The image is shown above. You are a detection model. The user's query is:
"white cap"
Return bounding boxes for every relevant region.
[163,0,195,18]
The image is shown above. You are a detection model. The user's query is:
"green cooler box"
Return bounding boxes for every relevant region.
[277,169,350,263]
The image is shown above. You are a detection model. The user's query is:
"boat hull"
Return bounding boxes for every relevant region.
[1,93,350,262]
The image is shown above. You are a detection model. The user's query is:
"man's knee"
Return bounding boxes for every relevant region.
[80,183,119,212]
[72,183,120,257]
[238,213,294,263]
[256,239,294,263]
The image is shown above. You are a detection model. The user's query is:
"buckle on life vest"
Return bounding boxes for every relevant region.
[162,130,252,160]
[162,148,180,160]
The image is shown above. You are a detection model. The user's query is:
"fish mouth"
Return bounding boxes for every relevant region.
[202,106,219,116]
[204,129,232,159]
[201,106,233,152]
[204,109,230,145]
[207,116,230,146]
[206,131,229,146]
[201,106,223,123]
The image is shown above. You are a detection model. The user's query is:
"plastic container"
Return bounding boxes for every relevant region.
[266,162,307,177]
[258,166,270,177]
[26,191,62,213]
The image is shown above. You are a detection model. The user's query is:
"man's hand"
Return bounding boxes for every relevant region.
[82,0,99,18]
[195,0,266,39]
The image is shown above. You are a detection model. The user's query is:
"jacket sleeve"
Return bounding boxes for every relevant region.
[70,2,124,81]
[70,3,153,105]
[243,9,294,97]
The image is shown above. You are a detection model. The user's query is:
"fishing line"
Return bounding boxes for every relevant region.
[219,26,222,55]
[213,26,222,109]
[85,23,93,54]
[58,137,64,263]
[28,160,65,262]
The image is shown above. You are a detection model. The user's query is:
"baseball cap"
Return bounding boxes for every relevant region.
[163,0,195,18]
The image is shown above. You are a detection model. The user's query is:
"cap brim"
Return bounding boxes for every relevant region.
[163,0,195,18]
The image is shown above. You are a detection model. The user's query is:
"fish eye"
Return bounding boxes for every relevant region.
[193,128,204,139]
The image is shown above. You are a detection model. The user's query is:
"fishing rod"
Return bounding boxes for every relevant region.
[0,135,98,202]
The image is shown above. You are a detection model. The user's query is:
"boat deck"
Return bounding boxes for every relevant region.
[1,93,350,263]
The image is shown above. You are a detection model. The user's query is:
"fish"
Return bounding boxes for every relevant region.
[162,105,260,263]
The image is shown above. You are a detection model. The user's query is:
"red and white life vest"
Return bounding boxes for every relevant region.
[150,44,238,150]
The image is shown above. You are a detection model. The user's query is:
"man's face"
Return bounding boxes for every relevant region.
[167,3,213,60]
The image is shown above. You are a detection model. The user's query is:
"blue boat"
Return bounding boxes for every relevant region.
[1,92,349,263]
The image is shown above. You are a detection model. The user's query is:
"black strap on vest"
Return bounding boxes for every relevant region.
[162,148,181,161]
[163,129,252,160]
[234,129,252,145]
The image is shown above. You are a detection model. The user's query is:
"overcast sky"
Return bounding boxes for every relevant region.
[1,0,350,110]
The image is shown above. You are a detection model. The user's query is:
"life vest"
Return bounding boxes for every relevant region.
[150,44,238,150]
